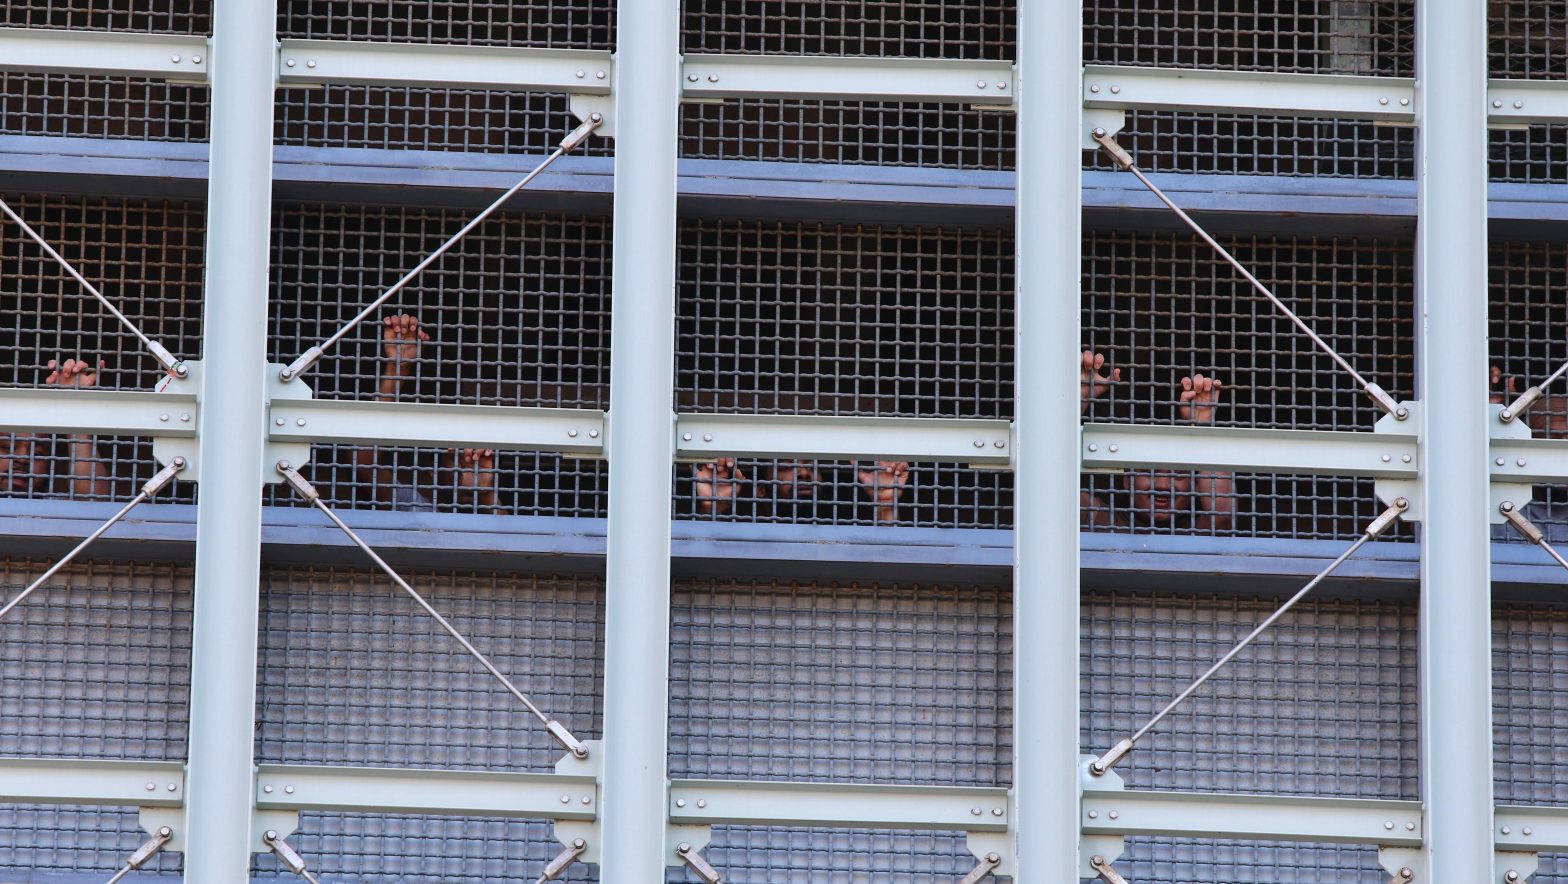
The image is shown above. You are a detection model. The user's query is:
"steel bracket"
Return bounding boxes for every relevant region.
[548,740,604,866]
[1378,846,1421,882]
[1497,853,1539,884]
[1081,755,1127,877]
[157,361,313,482]
[276,39,613,94]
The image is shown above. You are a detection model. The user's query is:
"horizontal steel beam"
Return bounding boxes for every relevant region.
[681,54,1015,105]
[1082,422,1418,478]
[267,398,605,456]
[276,39,612,94]
[1490,436,1568,486]
[0,387,198,437]
[254,764,597,820]
[667,779,1009,832]
[1495,805,1568,852]
[0,756,184,807]
[0,27,209,81]
[1081,787,1423,847]
[1487,80,1568,127]
[1083,65,1416,122]
[674,412,1012,465]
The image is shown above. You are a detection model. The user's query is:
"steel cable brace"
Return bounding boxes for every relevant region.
[0,458,185,624]
[534,837,587,883]
[275,461,589,759]
[1090,854,1130,884]
[675,842,722,883]
[957,851,1002,884]
[279,114,603,384]
[1089,129,1405,421]
[263,830,323,884]
[1501,501,1568,572]
[1501,359,1568,425]
[1089,497,1408,776]
[0,198,188,379]
[103,825,172,884]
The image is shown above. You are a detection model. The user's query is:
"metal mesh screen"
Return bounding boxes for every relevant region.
[1495,603,1568,805]
[278,0,614,49]
[0,806,183,880]
[1088,111,1416,179]
[275,88,615,156]
[1079,472,1388,541]
[1491,0,1568,79]
[1104,839,1386,883]
[1489,241,1568,543]
[0,74,209,142]
[682,0,1012,59]
[256,566,604,771]
[1,194,203,504]
[679,828,981,881]
[0,0,209,33]
[1492,126,1568,183]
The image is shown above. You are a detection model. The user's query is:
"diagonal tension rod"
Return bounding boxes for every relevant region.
[264,830,323,884]
[103,825,173,884]
[279,114,603,384]
[1500,359,1568,424]
[0,198,188,379]
[1088,496,1408,776]
[0,458,185,624]
[1091,129,1405,421]
[1500,500,1568,571]
[276,461,589,759]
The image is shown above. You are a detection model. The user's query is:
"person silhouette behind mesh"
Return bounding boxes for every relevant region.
[1,358,113,498]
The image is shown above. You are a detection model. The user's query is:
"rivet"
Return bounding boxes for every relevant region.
[707,74,719,83]
[1494,99,1505,108]
[168,783,178,792]
[702,433,713,442]
[994,440,1005,449]
[682,433,693,441]
[581,795,592,805]
[145,782,157,791]
[1497,457,1507,466]
[1107,810,1119,820]
[976,80,988,89]
[286,59,297,68]
[676,798,686,807]
[1401,454,1411,463]
[971,806,982,816]
[1381,453,1391,462]
[276,418,285,426]
[568,428,579,438]
[575,70,586,78]
[170,55,181,63]
[1379,96,1390,106]
[1087,443,1098,452]
[283,785,294,794]
[160,413,170,422]
[180,412,190,422]
[561,794,571,804]
[1087,810,1099,819]
[1108,444,1119,453]
[596,70,607,79]
[1089,84,1101,93]
[991,807,1004,816]
[1515,100,1525,109]
[1109,85,1120,94]
[1502,826,1512,834]
[306,59,317,68]
[263,784,274,793]
[1518,459,1528,467]
[296,418,306,427]
[973,440,985,448]
[1398,97,1409,106]
[192,55,202,64]
[687,74,699,82]
[696,799,706,808]
[1524,826,1534,835]
[1384,820,1394,830]
[588,429,599,438]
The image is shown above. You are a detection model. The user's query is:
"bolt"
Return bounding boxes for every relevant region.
[145,782,156,791]
[296,418,306,426]
[1516,100,1525,109]
[1092,127,1108,138]
[266,830,279,841]
[1395,406,1409,419]
[1107,810,1118,820]
[707,74,719,83]
[1381,453,1391,462]
[1108,444,1119,453]
[263,784,274,793]
[987,852,1001,862]
[568,428,579,438]
[1501,501,1516,514]
[994,440,1005,448]
[1109,85,1120,94]
[1502,826,1512,834]
[682,432,692,441]
[159,826,173,837]
[971,807,982,816]
[1405,821,1415,830]
[702,433,713,442]
[573,838,586,849]
[678,843,692,854]
[976,80,988,89]
[581,795,592,805]
[1384,820,1394,830]
[676,799,686,807]
[991,807,1004,816]
[997,82,1007,89]
[171,55,181,63]
[696,799,706,808]
[1524,826,1534,835]
[575,70,586,78]
[1379,96,1389,106]
[286,59,297,68]
[284,785,294,794]
[1519,459,1528,467]
[277,461,292,472]
[168,782,178,792]
[588,429,599,438]
[160,413,170,422]
[973,440,985,448]
[306,59,317,68]
[1087,810,1099,819]
[276,418,285,426]
[1401,454,1411,463]
[561,794,571,804]
[1494,99,1505,108]
[687,74,699,82]
[1497,457,1507,466]
[596,70,607,79]
[1507,872,1521,883]
[1399,870,1413,882]
[1399,97,1409,106]
[1089,84,1101,93]
[180,412,191,422]
[1087,443,1098,452]
[192,55,202,64]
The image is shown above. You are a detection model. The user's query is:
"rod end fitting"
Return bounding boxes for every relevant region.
[1089,737,1134,776]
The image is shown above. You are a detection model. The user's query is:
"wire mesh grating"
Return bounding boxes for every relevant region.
[0,0,209,33]
[278,0,614,50]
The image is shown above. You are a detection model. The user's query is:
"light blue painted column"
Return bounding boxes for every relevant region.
[1415,0,1494,878]
[181,1,276,879]
[598,0,680,877]
[1013,0,1084,879]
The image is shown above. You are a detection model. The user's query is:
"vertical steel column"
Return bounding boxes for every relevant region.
[181,1,276,880]
[598,0,679,878]
[1013,0,1083,880]
[1415,0,1494,878]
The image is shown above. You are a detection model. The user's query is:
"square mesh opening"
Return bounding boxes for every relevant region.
[669,580,1013,787]
[0,0,209,33]
[682,0,1014,59]
[1082,591,1418,799]
[252,813,597,883]
[257,567,604,772]
[275,88,615,156]
[1489,241,1568,542]
[278,0,614,49]
[0,73,209,142]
